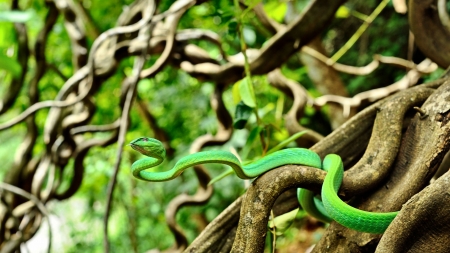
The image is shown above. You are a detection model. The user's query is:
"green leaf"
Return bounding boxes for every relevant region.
[268,208,299,235]
[239,77,256,108]
[208,168,234,185]
[240,125,263,160]
[0,53,21,78]
[232,82,241,104]
[263,2,287,23]
[233,101,253,129]
[266,130,308,155]
[335,6,350,18]
[0,10,34,23]
[227,20,238,37]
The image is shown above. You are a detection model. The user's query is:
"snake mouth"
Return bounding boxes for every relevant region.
[130,143,145,154]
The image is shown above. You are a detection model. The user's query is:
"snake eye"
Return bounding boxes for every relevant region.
[142,137,149,142]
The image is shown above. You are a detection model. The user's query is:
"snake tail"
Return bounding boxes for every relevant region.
[321,154,398,234]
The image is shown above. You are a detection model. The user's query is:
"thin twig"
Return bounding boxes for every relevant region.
[270,210,276,253]
[302,46,437,75]
[103,2,156,251]
[70,119,121,135]
[330,0,390,63]
[102,61,143,253]
[314,59,436,117]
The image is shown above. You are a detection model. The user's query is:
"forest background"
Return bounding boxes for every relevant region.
[0,0,449,252]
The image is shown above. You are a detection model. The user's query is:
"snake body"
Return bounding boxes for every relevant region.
[130,137,399,233]
[130,137,321,180]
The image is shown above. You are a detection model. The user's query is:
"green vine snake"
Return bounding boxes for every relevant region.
[130,137,398,234]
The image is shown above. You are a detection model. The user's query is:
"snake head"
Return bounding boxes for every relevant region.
[130,137,166,159]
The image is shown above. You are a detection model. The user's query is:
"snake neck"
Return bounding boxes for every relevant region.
[131,156,164,178]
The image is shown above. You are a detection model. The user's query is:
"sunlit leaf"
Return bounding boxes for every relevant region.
[232,81,241,104]
[243,26,256,45]
[0,53,21,78]
[239,77,256,108]
[263,2,287,23]
[335,6,350,18]
[268,208,299,236]
[0,10,34,23]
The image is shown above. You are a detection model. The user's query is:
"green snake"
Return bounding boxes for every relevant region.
[130,137,398,233]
